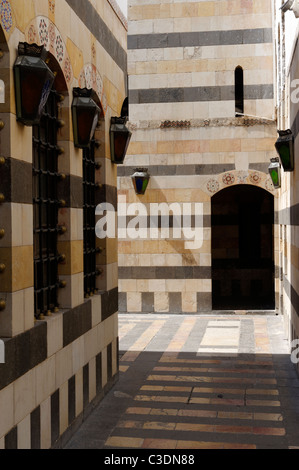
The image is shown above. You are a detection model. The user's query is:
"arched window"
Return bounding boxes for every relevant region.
[235,66,244,116]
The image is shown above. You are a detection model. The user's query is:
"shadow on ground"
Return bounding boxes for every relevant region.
[65,348,299,450]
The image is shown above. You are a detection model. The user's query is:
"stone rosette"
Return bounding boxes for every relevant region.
[205,170,275,195]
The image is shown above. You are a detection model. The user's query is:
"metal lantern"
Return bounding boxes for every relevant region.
[275,129,294,172]
[132,168,150,195]
[268,158,281,189]
[72,88,101,149]
[110,117,132,164]
[13,42,55,126]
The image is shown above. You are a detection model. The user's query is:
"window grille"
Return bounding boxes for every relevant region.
[33,89,61,318]
[83,138,99,297]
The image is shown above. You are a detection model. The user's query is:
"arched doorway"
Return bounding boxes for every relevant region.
[212,185,275,311]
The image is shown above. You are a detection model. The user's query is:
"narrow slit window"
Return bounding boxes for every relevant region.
[235,66,244,116]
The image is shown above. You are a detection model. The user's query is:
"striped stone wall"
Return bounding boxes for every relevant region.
[0,0,126,449]
[277,13,299,363]
[119,0,279,314]
[0,299,118,449]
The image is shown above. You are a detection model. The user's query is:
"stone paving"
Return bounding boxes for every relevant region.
[64,313,299,450]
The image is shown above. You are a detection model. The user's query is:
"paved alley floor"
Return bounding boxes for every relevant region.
[65,313,299,450]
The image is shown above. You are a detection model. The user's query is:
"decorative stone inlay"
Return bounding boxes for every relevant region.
[249,172,262,185]
[237,171,248,184]
[55,33,64,63]
[25,17,73,85]
[0,0,13,33]
[203,170,275,196]
[222,173,235,186]
[207,179,220,194]
[48,0,55,15]
[78,64,108,116]
[49,22,55,49]
[39,18,49,47]
[28,24,37,43]
[160,120,191,129]
[128,117,277,131]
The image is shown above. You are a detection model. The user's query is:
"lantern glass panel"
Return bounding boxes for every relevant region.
[114,132,129,162]
[14,54,55,125]
[275,131,294,172]
[72,92,100,148]
[132,169,150,195]
[270,169,279,186]
[110,118,132,164]
[278,143,292,169]
[135,177,144,194]
[268,159,281,189]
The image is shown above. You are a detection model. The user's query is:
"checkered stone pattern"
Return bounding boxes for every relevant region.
[102,314,298,450]
[118,0,279,315]
[0,304,119,449]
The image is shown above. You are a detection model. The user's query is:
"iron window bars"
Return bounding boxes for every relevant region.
[33,88,62,318]
[83,138,99,298]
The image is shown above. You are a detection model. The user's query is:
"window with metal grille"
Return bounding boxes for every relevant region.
[83,137,98,298]
[33,88,61,318]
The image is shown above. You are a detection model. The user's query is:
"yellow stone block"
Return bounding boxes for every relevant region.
[210,139,241,153]
[11,0,35,32]
[57,240,83,276]
[129,141,157,155]
[136,62,158,75]
[142,5,160,19]
[176,60,197,74]
[0,246,33,292]
[157,61,177,75]
[127,5,143,21]
[66,38,84,79]
[170,3,199,18]
[197,1,215,17]
[105,237,118,265]
[256,138,276,152]
[104,77,125,115]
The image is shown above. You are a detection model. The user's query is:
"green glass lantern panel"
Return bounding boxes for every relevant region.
[279,144,291,168]
[270,169,278,186]
[132,169,150,195]
[268,158,281,189]
[142,179,149,194]
[275,130,294,172]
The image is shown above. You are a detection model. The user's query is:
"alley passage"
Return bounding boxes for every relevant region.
[65,314,299,450]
